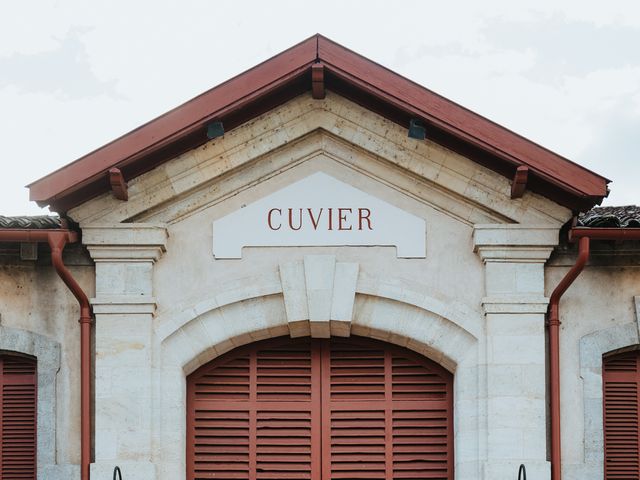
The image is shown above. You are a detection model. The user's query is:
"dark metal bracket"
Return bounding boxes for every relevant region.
[206,121,224,140]
[408,118,426,140]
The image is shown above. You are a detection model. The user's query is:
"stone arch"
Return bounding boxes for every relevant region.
[579,321,640,476]
[0,325,66,478]
[160,292,477,376]
[157,255,480,375]
[155,280,480,480]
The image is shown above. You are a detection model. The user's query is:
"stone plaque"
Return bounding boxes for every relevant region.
[212,172,426,258]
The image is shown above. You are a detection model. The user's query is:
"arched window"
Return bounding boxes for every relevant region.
[187,336,454,480]
[603,349,640,479]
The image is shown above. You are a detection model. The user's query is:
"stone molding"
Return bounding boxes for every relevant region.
[159,290,478,375]
[68,94,570,228]
[83,223,168,262]
[0,326,71,479]
[280,255,359,338]
[481,296,549,314]
[91,295,158,314]
[87,246,166,262]
[83,223,168,312]
[579,321,640,477]
[473,224,559,263]
[154,271,480,346]
[82,223,168,247]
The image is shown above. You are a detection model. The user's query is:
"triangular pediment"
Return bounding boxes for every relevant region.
[30,35,607,214]
[69,94,571,229]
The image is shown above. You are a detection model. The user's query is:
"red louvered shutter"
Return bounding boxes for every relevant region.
[324,338,453,480]
[0,355,37,480]
[603,351,640,479]
[187,336,453,480]
[188,338,319,480]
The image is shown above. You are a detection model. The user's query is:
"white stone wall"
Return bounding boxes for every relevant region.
[546,251,640,480]
[17,91,635,480]
[65,93,572,480]
[154,254,480,479]
[0,249,94,479]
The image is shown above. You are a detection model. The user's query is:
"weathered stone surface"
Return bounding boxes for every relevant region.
[3,92,639,480]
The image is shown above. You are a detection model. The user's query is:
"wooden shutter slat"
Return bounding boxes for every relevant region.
[0,355,37,480]
[188,337,453,480]
[327,338,452,480]
[189,338,315,480]
[604,351,640,479]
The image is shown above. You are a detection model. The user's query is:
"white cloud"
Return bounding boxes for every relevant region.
[1,0,640,215]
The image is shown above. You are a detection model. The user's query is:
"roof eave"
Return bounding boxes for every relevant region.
[27,34,610,213]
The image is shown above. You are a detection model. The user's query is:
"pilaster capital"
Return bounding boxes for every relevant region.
[82,223,168,262]
[473,224,559,263]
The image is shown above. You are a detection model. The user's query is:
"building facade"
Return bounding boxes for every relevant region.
[0,36,638,480]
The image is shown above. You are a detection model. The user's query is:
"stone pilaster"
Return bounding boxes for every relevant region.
[83,224,168,480]
[473,225,558,480]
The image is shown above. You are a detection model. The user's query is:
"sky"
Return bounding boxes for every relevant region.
[1,0,639,216]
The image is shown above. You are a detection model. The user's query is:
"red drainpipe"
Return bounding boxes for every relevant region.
[548,225,640,480]
[548,236,589,480]
[0,228,92,480]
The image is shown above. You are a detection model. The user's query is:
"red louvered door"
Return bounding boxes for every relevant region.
[324,338,453,480]
[187,336,453,480]
[188,338,320,480]
[603,351,640,479]
[0,355,37,480]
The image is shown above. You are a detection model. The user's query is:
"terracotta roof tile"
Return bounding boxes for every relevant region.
[0,215,62,229]
[577,206,640,228]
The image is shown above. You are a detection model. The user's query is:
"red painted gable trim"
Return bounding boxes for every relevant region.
[28,34,609,212]
[28,36,318,207]
[318,37,606,197]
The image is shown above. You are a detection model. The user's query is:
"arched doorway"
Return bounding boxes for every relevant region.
[187,336,453,480]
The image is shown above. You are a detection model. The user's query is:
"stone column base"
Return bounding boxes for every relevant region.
[91,461,156,480]
[483,460,550,480]
[38,464,80,480]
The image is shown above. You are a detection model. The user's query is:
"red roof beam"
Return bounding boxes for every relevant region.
[311,63,325,99]
[511,166,529,199]
[108,168,128,201]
